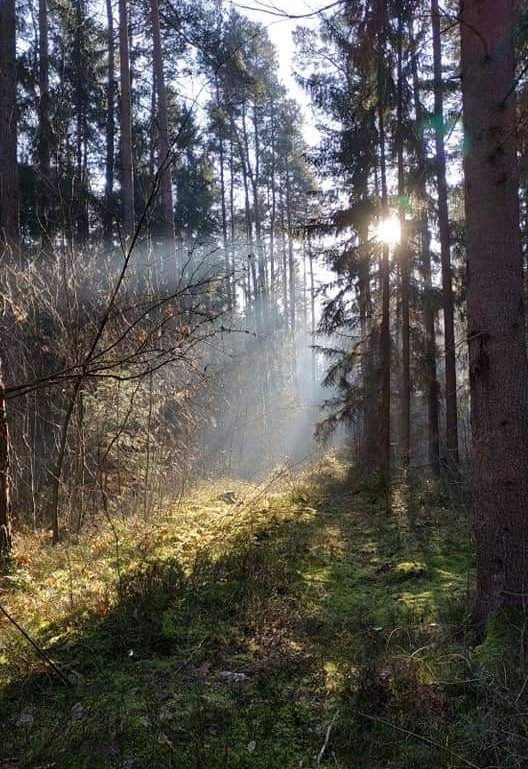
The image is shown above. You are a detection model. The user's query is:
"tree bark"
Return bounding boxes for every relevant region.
[358,220,377,471]
[229,139,237,301]
[377,0,391,490]
[269,108,277,294]
[309,233,317,388]
[118,0,135,236]
[104,0,116,244]
[0,0,19,251]
[252,105,267,303]
[461,0,528,626]
[432,0,459,472]
[150,0,175,246]
[38,0,51,247]
[411,22,440,474]
[397,11,410,472]
[73,0,89,245]
[286,169,296,333]
[214,78,231,307]
[279,184,289,326]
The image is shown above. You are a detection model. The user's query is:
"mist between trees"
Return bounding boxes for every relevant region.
[0,0,349,548]
[1,227,333,543]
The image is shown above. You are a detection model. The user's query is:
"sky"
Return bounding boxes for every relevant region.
[230,1,337,298]
[232,0,333,145]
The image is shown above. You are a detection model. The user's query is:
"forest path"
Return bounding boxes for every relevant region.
[0,458,478,768]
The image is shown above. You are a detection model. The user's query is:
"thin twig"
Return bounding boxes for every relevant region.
[0,603,71,685]
[317,713,338,767]
[355,710,482,769]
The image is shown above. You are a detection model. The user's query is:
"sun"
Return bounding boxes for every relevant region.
[375,215,401,246]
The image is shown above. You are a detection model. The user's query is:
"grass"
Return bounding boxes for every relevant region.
[0,455,527,768]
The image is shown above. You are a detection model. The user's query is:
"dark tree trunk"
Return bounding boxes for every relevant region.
[214,79,231,307]
[397,11,410,472]
[461,0,528,626]
[229,139,237,295]
[279,184,289,326]
[104,0,115,244]
[269,109,277,293]
[150,0,175,246]
[241,104,265,310]
[285,169,296,333]
[432,0,459,472]
[118,0,135,236]
[73,2,89,245]
[309,234,317,387]
[252,105,267,303]
[411,22,440,474]
[377,0,391,489]
[421,222,441,473]
[358,221,377,471]
[38,0,51,247]
[0,0,19,251]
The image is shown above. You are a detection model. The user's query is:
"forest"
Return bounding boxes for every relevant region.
[0,0,527,766]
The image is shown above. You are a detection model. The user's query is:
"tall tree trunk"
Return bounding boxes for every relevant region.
[309,233,317,387]
[80,115,89,242]
[241,104,264,311]
[432,0,459,472]
[0,355,12,555]
[411,21,440,474]
[150,0,175,246]
[229,139,237,306]
[397,11,410,472]
[38,0,51,248]
[286,169,296,334]
[118,0,135,236]
[279,185,289,326]
[399,240,411,471]
[461,0,528,626]
[358,220,377,471]
[302,235,308,328]
[104,0,115,245]
[216,82,228,248]
[73,2,89,246]
[232,110,260,323]
[377,0,391,490]
[269,109,277,294]
[0,0,19,251]
[215,79,231,307]
[252,105,267,302]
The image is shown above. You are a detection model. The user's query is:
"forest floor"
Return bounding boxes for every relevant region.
[0,455,526,769]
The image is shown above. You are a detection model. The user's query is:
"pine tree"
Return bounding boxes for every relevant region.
[0,0,19,250]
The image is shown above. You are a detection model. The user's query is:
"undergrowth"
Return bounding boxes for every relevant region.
[0,455,527,768]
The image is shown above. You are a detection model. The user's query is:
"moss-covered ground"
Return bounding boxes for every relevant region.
[0,456,526,768]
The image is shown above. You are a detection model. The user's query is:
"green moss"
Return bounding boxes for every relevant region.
[0,461,521,768]
[473,607,525,683]
[391,560,428,580]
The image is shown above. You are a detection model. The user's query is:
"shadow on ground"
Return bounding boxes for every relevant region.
[0,464,526,769]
